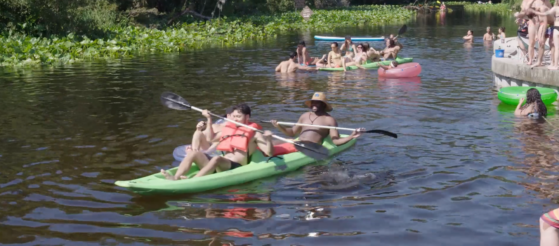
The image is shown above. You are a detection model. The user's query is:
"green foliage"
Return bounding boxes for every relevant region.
[0,5,414,67]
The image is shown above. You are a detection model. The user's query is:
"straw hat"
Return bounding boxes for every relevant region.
[304,92,333,112]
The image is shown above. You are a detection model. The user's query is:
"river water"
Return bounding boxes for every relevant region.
[1,8,558,245]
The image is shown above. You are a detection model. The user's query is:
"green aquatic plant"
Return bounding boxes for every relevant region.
[0,5,414,67]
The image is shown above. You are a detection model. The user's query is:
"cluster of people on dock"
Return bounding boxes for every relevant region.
[513,0,559,69]
[161,92,363,180]
[275,34,403,72]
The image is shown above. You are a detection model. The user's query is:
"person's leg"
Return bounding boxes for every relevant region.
[190,129,210,152]
[194,156,235,177]
[551,30,559,69]
[533,23,548,67]
[161,151,210,180]
[528,20,538,65]
[540,216,559,246]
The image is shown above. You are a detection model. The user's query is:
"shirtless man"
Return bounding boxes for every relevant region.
[161,103,274,180]
[296,41,326,66]
[530,0,559,69]
[483,26,495,41]
[270,92,364,151]
[276,52,318,73]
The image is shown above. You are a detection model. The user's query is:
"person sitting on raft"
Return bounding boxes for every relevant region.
[342,43,369,71]
[514,88,548,118]
[276,52,318,73]
[377,60,399,70]
[368,38,401,60]
[162,103,275,180]
[327,42,344,68]
[389,34,404,50]
[269,92,364,155]
[296,41,327,66]
[341,36,355,60]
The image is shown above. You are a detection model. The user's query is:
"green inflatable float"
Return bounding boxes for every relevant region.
[497,86,558,106]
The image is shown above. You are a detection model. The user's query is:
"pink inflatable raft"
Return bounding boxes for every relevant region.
[378,62,422,78]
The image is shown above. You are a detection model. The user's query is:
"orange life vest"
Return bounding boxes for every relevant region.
[217,121,262,152]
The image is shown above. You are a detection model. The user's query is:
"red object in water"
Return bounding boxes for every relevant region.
[378,62,422,78]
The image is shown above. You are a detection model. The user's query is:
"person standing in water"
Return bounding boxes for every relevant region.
[514,88,548,118]
[483,26,495,41]
[463,30,474,42]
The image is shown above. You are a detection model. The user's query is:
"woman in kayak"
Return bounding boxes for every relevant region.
[342,43,368,71]
[327,42,344,68]
[514,88,548,118]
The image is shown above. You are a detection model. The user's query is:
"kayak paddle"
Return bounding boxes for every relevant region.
[160,92,330,160]
[394,24,407,39]
[261,120,398,138]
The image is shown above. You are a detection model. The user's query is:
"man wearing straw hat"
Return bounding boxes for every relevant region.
[270,92,364,155]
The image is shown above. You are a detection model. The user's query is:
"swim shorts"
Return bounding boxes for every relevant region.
[542,208,559,228]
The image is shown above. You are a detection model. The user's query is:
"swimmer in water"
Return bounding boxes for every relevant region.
[483,26,495,41]
[514,88,548,118]
[463,30,474,42]
[275,51,318,73]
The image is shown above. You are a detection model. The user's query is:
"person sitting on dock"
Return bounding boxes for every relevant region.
[514,88,548,118]
[296,41,327,66]
[161,103,275,180]
[269,92,363,156]
[276,52,318,73]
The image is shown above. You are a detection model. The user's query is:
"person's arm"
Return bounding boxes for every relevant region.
[302,47,307,65]
[202,110,215,142]
[514,97,530,115]
[327,52,332,67]
[271,114,304,137]
[297,65,317,71]
[329,118,364,146]
[254,130,274,157]
[378,63,390,70]
[275,62,282,72]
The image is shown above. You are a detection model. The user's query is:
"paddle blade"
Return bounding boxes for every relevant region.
[398,25,407,35]
[365,130,398,138]
[293,141,330,160]
[160,92,191,111]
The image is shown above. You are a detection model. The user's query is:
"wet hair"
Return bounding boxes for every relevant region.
[298,40,306,46]
[499,27,505,32]
[331,42,339,47]
[231,103,251,116]
[362,43,370,52]
[289,51,297,59]
[387,39,395,48]
[468,30,473,35]
[222,106,234,117]
[522,88,547,117]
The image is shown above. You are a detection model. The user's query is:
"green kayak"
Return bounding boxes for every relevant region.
[318,57,413,71]
[497,86,557,106]
[114,135,356,195]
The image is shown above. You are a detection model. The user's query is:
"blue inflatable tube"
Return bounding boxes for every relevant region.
[314,35,385,41]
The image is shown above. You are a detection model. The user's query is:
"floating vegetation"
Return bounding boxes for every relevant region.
[0,5,414,67]
[445,2,510,12]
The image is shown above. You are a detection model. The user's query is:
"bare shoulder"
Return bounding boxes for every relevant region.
[323,114,337,125]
